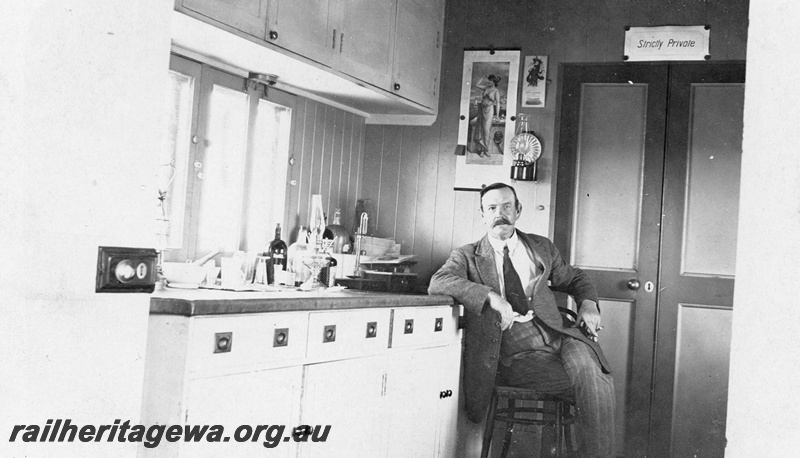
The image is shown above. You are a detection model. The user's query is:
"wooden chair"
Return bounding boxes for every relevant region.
[480,307,578,458]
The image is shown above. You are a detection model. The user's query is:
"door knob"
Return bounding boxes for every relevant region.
[627,279,640,291]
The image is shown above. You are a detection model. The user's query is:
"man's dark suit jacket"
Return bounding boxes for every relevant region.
[428,230,611,423]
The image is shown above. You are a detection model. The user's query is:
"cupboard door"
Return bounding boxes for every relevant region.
[385,344,460,458]
[434,345,461,458]
[268,0,334,66]
[392,0,443,109]
[183,366,303,457]
[336,0,396,89]
[298,356,386,457]
[179,0,269,39]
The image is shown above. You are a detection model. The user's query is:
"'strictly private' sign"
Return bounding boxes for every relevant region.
[624,25,710,61]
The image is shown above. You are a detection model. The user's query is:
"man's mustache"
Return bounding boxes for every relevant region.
[492,217,512,227]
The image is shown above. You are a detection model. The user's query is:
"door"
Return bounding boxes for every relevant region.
[392,0,444,109]
[180,0,269,39]
[336,0,397,89]
[269,0,334,66]
[299,356,386,457]
[183,367,303,457]
[555,62,744,457]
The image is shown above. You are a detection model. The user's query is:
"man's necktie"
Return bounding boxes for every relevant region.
[503,245,529,315]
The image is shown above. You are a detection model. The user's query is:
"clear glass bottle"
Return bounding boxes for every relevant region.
[287,225,311,286]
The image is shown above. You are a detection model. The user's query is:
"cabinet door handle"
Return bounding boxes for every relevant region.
[365,321,377,338]
[340,32,344,53]
[214,332,232,353]
[332,29,337,49]
[269,30,278,40]
[273,328,289,347]
[394,83,401,91]
[323,325,336,343]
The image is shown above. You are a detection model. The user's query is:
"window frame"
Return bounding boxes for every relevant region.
[163,54,296,262]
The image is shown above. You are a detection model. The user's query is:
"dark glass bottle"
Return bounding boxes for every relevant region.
[267,223,287,285]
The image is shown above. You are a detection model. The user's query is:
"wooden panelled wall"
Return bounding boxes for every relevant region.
[363,0,749,285]
[284,97,365,244]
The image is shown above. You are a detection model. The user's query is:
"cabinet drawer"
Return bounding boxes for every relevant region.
[306,308,391,361]
[187,312,309,376]
[391,305,460,349]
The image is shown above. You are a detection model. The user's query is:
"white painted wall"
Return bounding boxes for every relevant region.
[0,1,173,456]
[725,0,800,455]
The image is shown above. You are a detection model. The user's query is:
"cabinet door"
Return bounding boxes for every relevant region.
[434,344,461,458]
[298,356,386,457]
[179,0,269,39]
[392,0,444,109]
[268,0,334,66]
[335,0,396,89]
[385,344,460,458]
[183,366,303,457]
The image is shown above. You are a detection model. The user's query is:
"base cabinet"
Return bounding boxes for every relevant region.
[140,304,461,457]
[299,356,387,457]
[183,367,303,457]
[385,344,460,457]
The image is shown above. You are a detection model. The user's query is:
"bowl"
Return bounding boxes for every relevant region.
[161,262,208,287]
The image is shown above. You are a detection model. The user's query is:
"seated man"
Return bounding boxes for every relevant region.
[428,182,615,457]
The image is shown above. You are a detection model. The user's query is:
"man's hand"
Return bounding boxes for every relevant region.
[487,291,514,331]
[576,300,602,341]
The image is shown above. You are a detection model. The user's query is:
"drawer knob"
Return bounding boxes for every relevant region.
[435,318,443,332]
[323,325,336,343]
[394,83,401,91]
[214,332,232,353]
[365,321,377,338]
[269,30,278,40]
[274,328,289,347]
[404,319,414,334]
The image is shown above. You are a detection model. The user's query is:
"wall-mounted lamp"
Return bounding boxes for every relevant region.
[509,113,541,182]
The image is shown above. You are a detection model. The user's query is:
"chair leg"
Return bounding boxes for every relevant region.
[540,400,557,458]
[562,403,574,457]
[555,401,563,458]
[481,391,499,458]
[499,398,516,458]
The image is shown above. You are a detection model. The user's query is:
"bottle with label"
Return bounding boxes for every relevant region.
[287,225,311,286]
[266,223,287,285]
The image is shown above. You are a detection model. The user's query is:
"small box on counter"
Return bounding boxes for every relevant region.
[360,236,399,256]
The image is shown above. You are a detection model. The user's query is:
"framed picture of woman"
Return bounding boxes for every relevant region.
[455,50,520,191]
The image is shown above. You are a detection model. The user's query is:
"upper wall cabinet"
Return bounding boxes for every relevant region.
[174,0,444,124]
[266,0,333,66]
[268,0,397,90]
[392,0,444,111]
[180,0,270,39]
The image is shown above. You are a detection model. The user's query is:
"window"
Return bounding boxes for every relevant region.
[158,55,294,261]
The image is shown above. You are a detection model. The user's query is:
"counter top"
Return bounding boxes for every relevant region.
[150,287,455,316]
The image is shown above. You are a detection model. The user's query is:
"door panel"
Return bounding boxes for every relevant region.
[572,83,648,270]
[556,62,744,457]
[681,84,744,276]
[556,63,668,457]
[650,63,744,457]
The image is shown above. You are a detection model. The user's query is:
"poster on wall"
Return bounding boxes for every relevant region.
[522,55,548,107]
[455,50,520,191]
